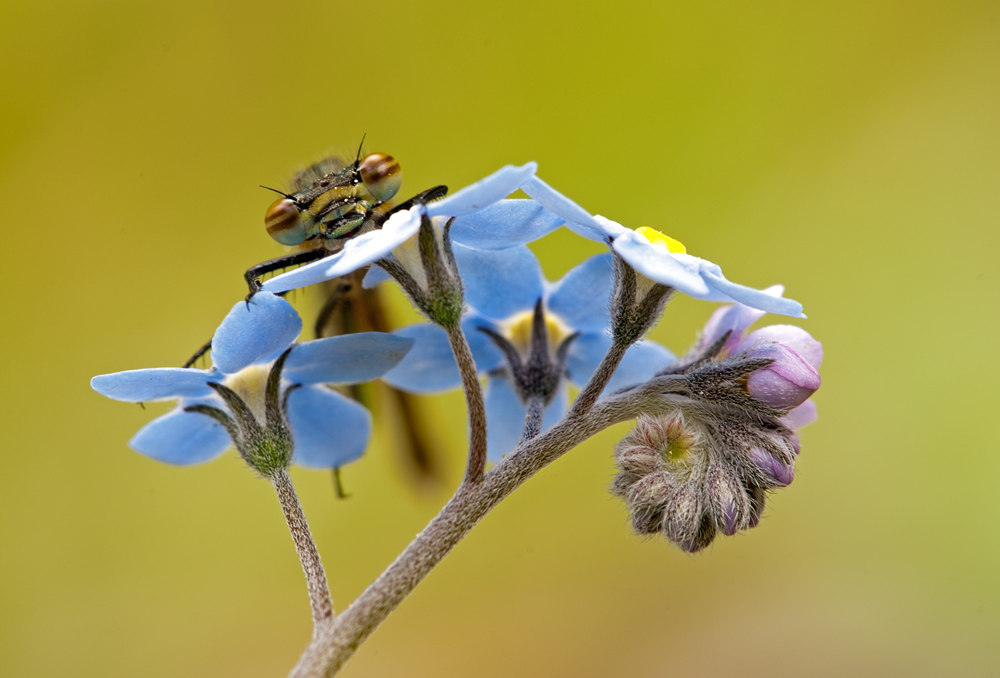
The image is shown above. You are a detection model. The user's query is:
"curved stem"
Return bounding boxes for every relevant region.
[286,378,687,677]
[567,340,629,418]
[444,325,489,485]
[272,470,334,631]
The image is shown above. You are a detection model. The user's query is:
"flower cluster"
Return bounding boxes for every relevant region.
[92,157,820,548]
[90,154,825,674]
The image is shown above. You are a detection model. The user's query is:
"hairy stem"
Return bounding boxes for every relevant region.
[272,470,334,631]
[444,324,489,485]
[287,377,687,678]
[567,340,629,418]
[517,395,545,446]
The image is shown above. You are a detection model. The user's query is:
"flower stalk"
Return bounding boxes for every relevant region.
[272,470,335,631]
[286,361,695,677]
[445,323,489,485]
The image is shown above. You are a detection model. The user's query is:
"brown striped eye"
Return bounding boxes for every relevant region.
[265,198,307,245]
[359,153,402,203]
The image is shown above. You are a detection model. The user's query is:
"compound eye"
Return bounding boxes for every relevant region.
[265,198,307,245]
[359,153,402,203]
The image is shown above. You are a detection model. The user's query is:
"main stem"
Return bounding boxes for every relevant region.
[445,324,489,485]
[272,470,334,631]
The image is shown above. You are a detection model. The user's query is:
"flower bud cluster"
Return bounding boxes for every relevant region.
[613,300,822,552]
[613,403,797,552]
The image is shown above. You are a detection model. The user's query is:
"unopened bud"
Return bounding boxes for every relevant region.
[749,447,794,487]
[743,343,821,410]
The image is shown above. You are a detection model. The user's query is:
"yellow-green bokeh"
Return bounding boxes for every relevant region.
[2,1,998,676]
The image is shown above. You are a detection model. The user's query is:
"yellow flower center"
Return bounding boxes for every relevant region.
[223,363,271,423]
[635,226,686,254]
[502,309,571,356]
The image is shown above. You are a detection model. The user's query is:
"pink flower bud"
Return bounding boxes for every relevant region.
[743,343,821,409]
[749,447,794,487]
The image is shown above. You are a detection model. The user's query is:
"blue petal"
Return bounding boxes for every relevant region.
[606,340,677,391]
[362,265,393,289]
[283,332,415,385]
[453,243,545,321]
[462,314,505,372]
[91,367,221,402]
[262,208,422,294]
[258,253,337,294]
[700,265,806,318]
[484,377,567,461]
[696,285,784,354]
[611,232,715,297]
[565,333,676,391]
[381,324,460,393]
[211,293,301,374]
[129,401,232,465]
[565,332,611,386]
[449,199,564,249]
[521,176,627,241]
[546,253,614,333]
[287,385,372,468]
[425,163,538,218]
[381,321,502,393]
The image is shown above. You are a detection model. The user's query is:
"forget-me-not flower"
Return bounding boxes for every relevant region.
[91,292,414,470]
[519,176,806,318]
[260,162,541,295]
[379,244,677,459]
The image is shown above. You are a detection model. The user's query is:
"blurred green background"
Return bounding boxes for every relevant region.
[2,0,998,676]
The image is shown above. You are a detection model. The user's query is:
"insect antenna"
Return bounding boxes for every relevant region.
[259,185,295,199]
[354,133,367,167]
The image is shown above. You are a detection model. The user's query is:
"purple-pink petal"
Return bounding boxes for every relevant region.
[783,399,819,430]
[749,447,795,486]
[745,343,821,409]
[736,324,823,369]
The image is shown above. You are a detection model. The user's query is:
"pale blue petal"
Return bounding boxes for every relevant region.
[129,401,232,465]
[323,208,423,280]
[381,324,460,393]
[381,320,502,393]
[211,293,301,374]
[696,288,781,354]
[258,253,337,294]
[565,333,676,391]
[610,232,715,297]
[546,254,614,333]
[284,333,415,385]
[461,314,506,372]
[425,163,538,218]
[453,243,544,321]
[521,176,626,240]
[700,264,806,318]
[362,265,392,289]
[606,340,677,391]
[484,377,567,461]
[449,199,564,249]
[262,208,422,293]
[91,367,221,402]
[565,332,611,386]
[287,385,372,468]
